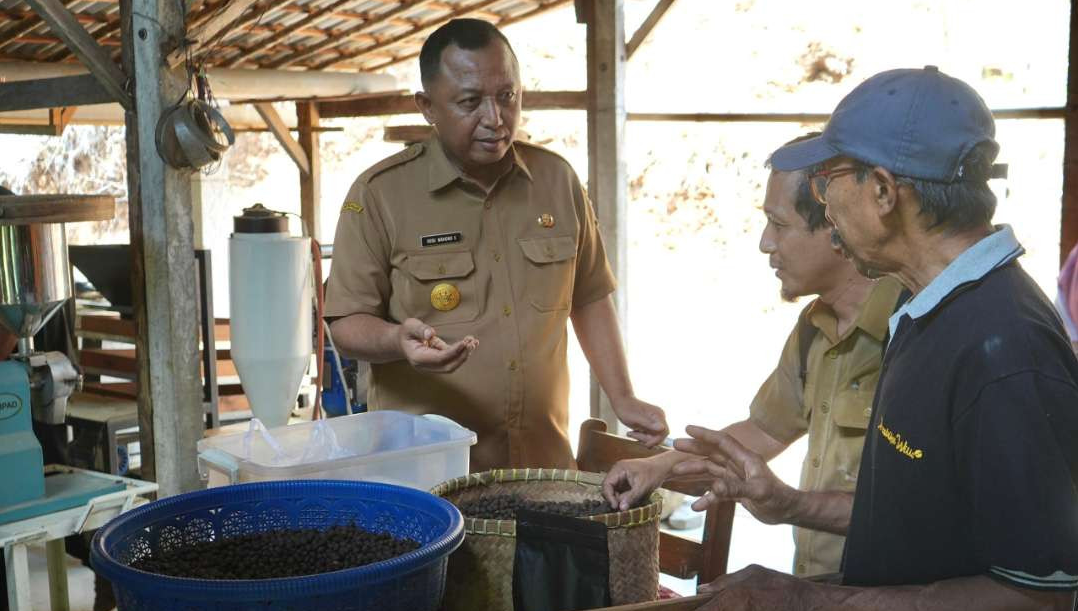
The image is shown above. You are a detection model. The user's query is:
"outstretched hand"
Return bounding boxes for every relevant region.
[672,425,795,524]
[397,318,477,373]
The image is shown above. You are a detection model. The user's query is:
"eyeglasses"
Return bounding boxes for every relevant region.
[808,165,860,206]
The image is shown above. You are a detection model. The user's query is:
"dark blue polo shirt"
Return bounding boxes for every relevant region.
[843,227,1078,591]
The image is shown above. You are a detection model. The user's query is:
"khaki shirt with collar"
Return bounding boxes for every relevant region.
[749,276,905,577]
[325,136,616,472]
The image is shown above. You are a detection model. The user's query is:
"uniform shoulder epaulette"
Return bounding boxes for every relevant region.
[357,142,426,184]
[513,139,572,168]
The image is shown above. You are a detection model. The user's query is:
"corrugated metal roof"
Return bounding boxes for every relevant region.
[0,0,570,72]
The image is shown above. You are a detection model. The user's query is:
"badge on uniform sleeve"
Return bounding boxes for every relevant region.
[538,213,555,228]
[342,202,364,214]
[431,283,461,311]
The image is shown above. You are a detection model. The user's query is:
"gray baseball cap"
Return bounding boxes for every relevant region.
[770,66,998,182]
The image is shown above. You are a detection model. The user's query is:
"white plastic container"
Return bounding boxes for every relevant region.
[197,411,477,490]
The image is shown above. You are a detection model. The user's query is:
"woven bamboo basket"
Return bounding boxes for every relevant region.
[430,469,662,611]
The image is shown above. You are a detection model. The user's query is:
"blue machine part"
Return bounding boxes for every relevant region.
[0,471,126,525]
[0,359,44,507]
[321,344,365,417]
[0,360,127,525]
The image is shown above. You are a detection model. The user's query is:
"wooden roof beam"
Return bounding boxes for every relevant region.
[355,0,572,72]
[265,0,431,69]
[0,0,79,53]
[216,39,341,65]
[46,6,122,62]
[312,0,505,71]
[165,0,261,67]
[253,102,310,175]
[239,21,378,44]
[318,89,585,118]
[24,0,132,110]
[188,0,231,31]
[227,3,394,23]
[2,33,120,47]
[0,62,397,101]
[0,74,111,112]
[224,0,377,68]
[0,6,113,26]
[470,10,502,21]
[626,0,675,59]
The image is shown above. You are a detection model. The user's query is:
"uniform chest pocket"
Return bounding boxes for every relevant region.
[831,368,881,431]
[395,250,480,325]
[518,235,577,312]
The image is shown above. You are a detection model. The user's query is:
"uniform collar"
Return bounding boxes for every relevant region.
[426,136,533,193]
[888,224,1024,339]
[808,276,904,344]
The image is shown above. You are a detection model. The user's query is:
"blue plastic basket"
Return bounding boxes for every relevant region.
[90,480,464,611]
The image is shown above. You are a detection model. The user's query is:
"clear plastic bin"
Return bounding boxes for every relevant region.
[197,411,476,490]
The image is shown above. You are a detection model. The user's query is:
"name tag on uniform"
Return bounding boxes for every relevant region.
[421,232,463,247]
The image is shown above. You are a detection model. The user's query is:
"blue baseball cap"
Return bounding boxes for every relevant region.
[770,66,998,182]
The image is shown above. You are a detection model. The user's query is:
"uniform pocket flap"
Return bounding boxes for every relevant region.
[404,250,475,280]
[832,391,873,430]
[518,236,577,264]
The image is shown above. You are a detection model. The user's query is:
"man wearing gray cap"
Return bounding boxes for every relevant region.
[677,67,1078,609]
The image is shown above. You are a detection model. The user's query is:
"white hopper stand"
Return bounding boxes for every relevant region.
[228,204,312,428]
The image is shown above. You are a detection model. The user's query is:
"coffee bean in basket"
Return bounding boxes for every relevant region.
[455,495,614,520]
[130,523,421,579]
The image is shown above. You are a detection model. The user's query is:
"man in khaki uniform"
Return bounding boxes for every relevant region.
[603,138,904,576]
[326,19,667,472]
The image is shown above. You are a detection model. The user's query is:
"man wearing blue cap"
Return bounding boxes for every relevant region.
[676,66,1078,609]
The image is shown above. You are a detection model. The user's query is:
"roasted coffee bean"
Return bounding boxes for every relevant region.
[129,524,421,579]
[455,495,614,520]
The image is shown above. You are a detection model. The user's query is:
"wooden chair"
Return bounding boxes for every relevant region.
[576,418,735,585]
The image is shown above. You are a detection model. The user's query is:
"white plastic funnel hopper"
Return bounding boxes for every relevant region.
[229,205,312,428]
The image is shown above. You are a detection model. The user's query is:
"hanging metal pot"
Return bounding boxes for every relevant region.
[155,99,235,170]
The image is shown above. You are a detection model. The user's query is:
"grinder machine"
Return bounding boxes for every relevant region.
[0,194,124,525]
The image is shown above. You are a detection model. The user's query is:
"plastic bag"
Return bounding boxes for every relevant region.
[242,418,355,467]
[512,508,611,611]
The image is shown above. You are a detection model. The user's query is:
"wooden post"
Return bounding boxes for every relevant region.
[121,0,205,496]
[1062,0,1078,266]
[583,0,627,428]
[45,538,70,610]
[297,101,321,241]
